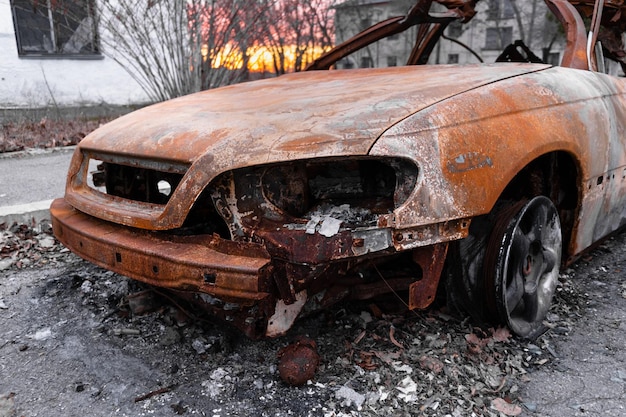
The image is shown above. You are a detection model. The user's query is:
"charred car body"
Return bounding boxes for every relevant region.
[52,0,626,338]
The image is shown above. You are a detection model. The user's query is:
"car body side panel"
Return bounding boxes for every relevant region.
[371,66,626,256]
[587,73,626,245]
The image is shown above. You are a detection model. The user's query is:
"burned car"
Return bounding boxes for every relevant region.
[51,0,626,339]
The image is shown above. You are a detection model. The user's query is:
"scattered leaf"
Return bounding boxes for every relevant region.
[373,350,401,364]
[418,355,444,374]
[492,327,511,343]
[491,398,522,416]
[389,325,404,349]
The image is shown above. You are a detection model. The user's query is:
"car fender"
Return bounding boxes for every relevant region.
[371,66,616,235]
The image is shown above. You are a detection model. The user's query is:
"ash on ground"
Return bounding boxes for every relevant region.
[0,219,599,417]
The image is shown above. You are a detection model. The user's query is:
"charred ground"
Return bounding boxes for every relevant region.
[1,218,625,416]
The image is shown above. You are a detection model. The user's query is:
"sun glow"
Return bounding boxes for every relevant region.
[205,44,330,73]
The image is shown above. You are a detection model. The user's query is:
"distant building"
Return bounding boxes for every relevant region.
[334,0,566,68]
[0,0,148,110]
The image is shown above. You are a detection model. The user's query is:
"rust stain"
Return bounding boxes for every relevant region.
[446,152,493,173]
[409,243,449,310]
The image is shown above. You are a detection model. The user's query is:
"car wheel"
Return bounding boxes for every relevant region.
[446,196,562,339]
[485,196,562,338]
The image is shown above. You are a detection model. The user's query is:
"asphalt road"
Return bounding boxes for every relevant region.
[522,235,626,416]
[0,148,74,224]
[0,148,74,208]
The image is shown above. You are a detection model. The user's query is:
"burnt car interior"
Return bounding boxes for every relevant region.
[50,0,626,340]
[308,0,626,73]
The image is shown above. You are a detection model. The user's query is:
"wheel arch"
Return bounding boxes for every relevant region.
[491,150,582,266]
[443,150,582,332]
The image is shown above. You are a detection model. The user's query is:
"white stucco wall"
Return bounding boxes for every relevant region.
[0,0,149,108]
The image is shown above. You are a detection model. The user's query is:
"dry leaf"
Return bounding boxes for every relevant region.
[373,350,401,364]
[389,326,404,349]
[354,330,366,345]
[465,333,482,345]
[492,327,511,343]
[418,355,444,374]
[491,398,522,416]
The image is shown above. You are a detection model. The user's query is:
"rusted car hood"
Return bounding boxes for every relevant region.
[79,64,550,167]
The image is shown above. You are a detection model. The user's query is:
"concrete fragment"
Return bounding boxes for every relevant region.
[336,386,365,409]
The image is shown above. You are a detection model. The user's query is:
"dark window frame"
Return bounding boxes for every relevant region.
[502,0,514,19]
[447,53,459,64]
[359,17,372,31]
[447,20,463,38]
[546,52,560,66]
[488,0,515,20]
[11,0,101,59]
[484,26,513,50]
[487,0,500,20]
[360,56,373,68]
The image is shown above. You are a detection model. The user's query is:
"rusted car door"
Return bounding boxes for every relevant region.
[592,73,626,242]
[560,0,626,250]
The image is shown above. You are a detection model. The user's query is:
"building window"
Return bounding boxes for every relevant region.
[503,0,515,19]
[360,56,373,68]
[337,57,355,69]
[546,52,560,66]
[387,56,397,67]
[359,17,371,31]
[11,0,99,57]
[447,54,459,64]
[487,0,500,19]
[488,0,515,20]
[447,21,463,38]
[484,26,513,50]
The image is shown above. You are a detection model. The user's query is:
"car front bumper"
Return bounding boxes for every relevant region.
[51,198,457,338]
[50,198,278,336]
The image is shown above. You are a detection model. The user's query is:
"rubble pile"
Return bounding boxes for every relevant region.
[0,220,75,271]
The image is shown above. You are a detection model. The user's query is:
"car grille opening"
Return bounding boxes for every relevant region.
[89,159,184,205]
[172,187,232,238]
[84,155,231,238]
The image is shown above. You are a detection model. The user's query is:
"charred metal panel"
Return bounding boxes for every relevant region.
[545,0,589,69]
[370,65,626,258]
[51,199,273,302]
[409,243,449,309]
[391,219,470,251]
[69,66,552,230]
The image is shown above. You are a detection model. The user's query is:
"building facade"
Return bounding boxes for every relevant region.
[0,0,148,110]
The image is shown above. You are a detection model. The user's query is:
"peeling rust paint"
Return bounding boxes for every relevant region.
[409,243,449,310]
[446,153,493,173]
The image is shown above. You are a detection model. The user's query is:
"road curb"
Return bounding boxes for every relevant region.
[0,200,53,226]
[0,147,74,225]
[0,145,76,160]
